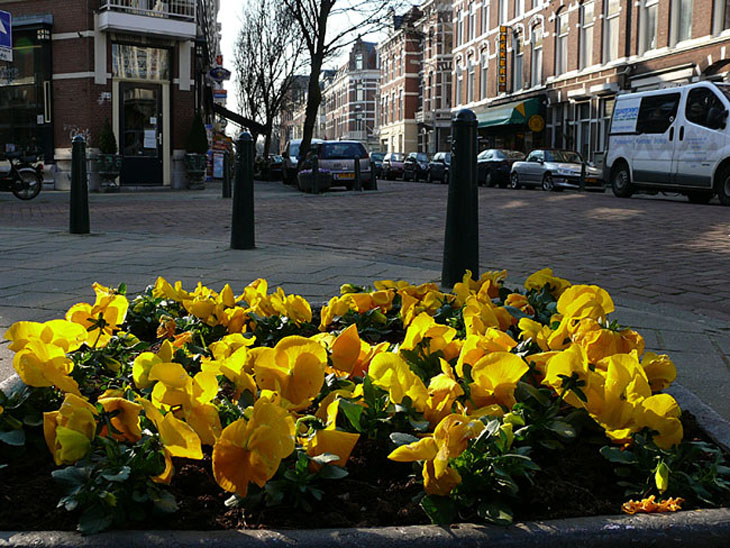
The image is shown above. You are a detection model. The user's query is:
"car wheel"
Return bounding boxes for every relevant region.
[687,191,713,204]
[509,172,520,190]
[542,173,555,192]
[611,162,634,198]
[716,165,730,206]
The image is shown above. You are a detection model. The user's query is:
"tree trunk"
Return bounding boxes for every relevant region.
[263,122,273,158]
[298,54,324,163]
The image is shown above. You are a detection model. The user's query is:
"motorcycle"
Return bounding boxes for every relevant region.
[0,152,44,200]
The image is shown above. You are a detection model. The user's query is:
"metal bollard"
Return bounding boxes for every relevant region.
[312,155,320,194]
[230,132,255,249]
[69,135,90,234]
[442,109,479,289]
[222,151,231,198]
[354,155,362,191]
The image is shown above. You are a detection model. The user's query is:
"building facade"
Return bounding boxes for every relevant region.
[377,8,424,154]
[280,70,334,146]
[414,0,454,154]
[451,0,730,161]
[0,0,221,189]
[323,39,379,149]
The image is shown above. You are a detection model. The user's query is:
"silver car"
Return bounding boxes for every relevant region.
[510,149,604,191]
[296,140,373,192]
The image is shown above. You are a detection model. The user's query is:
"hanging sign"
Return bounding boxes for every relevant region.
[0,10,12,62]
[498,26,508,94]
[208,66,231,82]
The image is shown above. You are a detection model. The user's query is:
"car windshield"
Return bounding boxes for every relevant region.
[390,153,404,161]
[500,150,525,159]
[415,153,428,162]
[320,142,368,159]
[371,152,385,161]
[545,150,582,164]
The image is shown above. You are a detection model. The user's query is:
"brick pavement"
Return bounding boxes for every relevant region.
[1,180,729,418]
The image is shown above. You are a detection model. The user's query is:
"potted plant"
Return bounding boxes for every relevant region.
[184,111,209,190]
[96,119,122,192]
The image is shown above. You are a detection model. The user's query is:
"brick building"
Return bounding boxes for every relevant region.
[281,70,334,146]
[377,8,424,153]
[413,0,454,154]
[0,0,220,189]
[323,39,379,149]
[451,0,730,161]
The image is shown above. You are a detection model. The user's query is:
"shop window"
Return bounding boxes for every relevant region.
[579,1,594,69]
[575,102,592,159]
[670,0,693,46]
[636,93,680,134]
[555,11,569,75]
[530,24,543,86]
[639,0,658,54]
[598,97,615,152]
[112,44,171,80]
[603,0,620,62]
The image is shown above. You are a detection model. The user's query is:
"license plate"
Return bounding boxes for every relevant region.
[584,177,597,183]
[336,173,354,180]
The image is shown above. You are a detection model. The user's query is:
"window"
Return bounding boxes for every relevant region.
[531,24,543,85]
[555,11,569,75]
[355,54,363,70]
[636,93,680,134]
[575,102,592,159]
[357,83,364,102]
[480,51,489,98]
[512,32,523,91]
[579,1,594,69]
[685,88,725,128]
[468,59,476,102]
[469,3,477,41]
[603,0,620,62]
[455,65,464,106]
[713,0,730,34]
[112,44,171,80]
[500,0,508,24]
[598,97,615,152]
[670,0,693,45]
[456,9,463,45]
[482,2,491,34]
[398,89,403,120]
[514,0,524,18]
[640,0,658,54]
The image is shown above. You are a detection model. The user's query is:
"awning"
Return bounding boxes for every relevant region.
[476,97,543,129]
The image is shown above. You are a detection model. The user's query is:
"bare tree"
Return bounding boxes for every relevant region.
[234,0,304,156]
[281,0,406,160]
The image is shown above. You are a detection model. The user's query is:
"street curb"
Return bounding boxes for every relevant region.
[2,509,730,547]
[3,379,730,547]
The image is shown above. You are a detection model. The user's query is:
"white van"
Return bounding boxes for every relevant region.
[604,82,730,205]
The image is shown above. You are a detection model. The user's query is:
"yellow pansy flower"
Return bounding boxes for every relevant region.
[368,353,428,410]
[132,339,175,389]
[13,338,81,396]
[640,352,677,392]
[571,318,645,364]
[97,389,143,443]
[5,319,87,353]
[469,352,529,410]
[524,267,571,297]
[43,393,97,465]
[66,283,129,347]
[137,397,203,459]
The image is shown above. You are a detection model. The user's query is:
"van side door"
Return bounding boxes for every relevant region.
[673,86,727,189]
[632,92,681,186]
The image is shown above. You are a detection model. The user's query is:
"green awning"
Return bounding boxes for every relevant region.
[476,97,542,129]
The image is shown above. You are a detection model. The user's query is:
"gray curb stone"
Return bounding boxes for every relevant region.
[3,376,730,546]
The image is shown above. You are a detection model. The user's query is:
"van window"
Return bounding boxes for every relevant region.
[320,142,367,159]
[685,88,724,128]
[289,143,300,158]
[636,93,680,134]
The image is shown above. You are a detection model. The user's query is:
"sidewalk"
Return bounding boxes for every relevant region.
[1,216,729,421]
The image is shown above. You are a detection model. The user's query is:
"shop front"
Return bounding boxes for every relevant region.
[475,96,546,153]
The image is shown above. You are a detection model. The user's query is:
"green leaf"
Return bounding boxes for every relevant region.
[408,418,430,432]
[503,306,532,320]
[78,505,114,535]
[546,420,577,439]
[420,495,456,525]
[655,461,670,493]
[318,465,349,480]
[310,453,340,465]
[52,466,90,489]
[389,432,420,447]
[477,502,514,525]
[338,400,364,433]
[600,446,638,465]
[101,466,131,483]
[0,428,25,446]
[149,488,178,513]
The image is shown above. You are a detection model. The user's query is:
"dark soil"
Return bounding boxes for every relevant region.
[0,412,726,532]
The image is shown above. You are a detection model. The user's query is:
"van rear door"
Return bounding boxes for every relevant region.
[632,91,681,186]
[672,85,727,189]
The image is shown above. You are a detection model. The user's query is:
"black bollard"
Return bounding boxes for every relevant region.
[69,135,90,234]
[222,151,231,198]
[442,109,479,288]
[230,132,255,249]
[354,155,362,191]
[312,155,320,195]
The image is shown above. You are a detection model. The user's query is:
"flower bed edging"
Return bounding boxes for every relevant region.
[2,508,730,548]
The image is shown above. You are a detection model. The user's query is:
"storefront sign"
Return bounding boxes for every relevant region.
[0,10,12,62]
[528,114,545,132]
[208,67,231,82]
[498,26,508,94]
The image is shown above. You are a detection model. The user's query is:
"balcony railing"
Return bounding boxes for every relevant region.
[100,0,196,21]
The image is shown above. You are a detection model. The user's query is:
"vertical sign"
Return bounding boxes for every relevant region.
[0,10,12,62]
[498,26,508,93]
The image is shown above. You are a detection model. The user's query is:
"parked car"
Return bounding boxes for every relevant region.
[296,140,373,192]
[604,81,730,205]
[403,152,430,181]
[255,154,283,180]
[426,152,450,184]
[282,138,322,184]
[382,152,405,180]
[477,149,525,187]
[370,151,385,178]
[510,149,604,191]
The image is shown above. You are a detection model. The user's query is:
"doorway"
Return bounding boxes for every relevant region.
[119,83,163,185]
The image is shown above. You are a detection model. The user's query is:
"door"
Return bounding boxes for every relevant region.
[120,83,163,186]
[673,86,727,189]
[632,92,680,185]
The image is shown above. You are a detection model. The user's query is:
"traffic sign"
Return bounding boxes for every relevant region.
[0,10,12,62]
